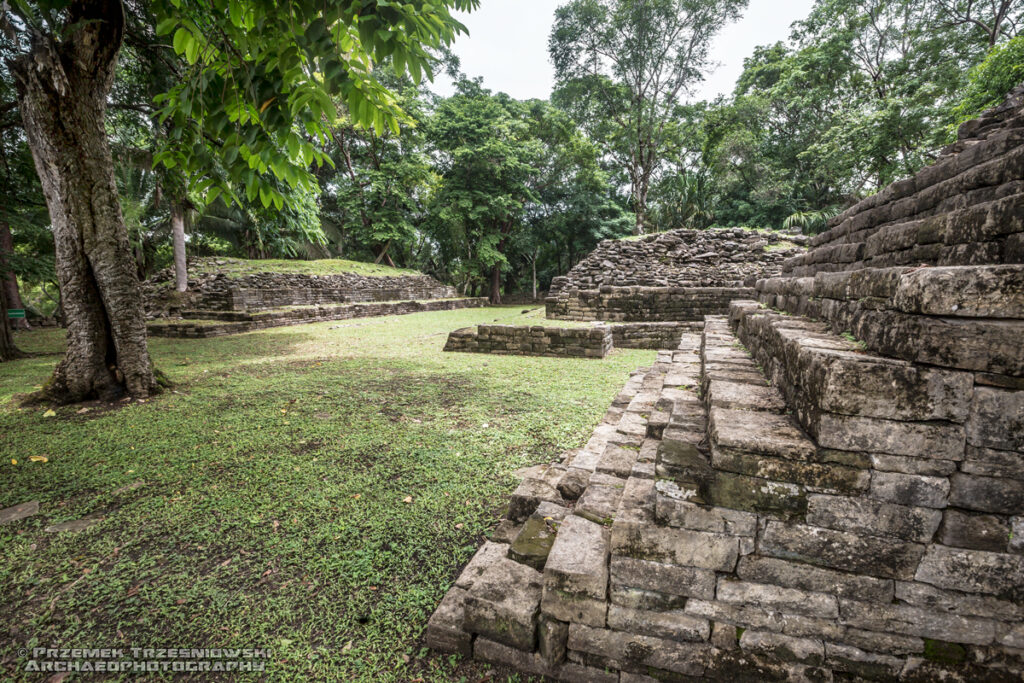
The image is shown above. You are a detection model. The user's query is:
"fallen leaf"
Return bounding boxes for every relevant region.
[10,459,16,465]
[219,557,232,567]
[342,640,353,652]
[402,496,413,504]
[30,455,48,463]
[455,523,464,530]
[43,409,56,418]
[272,520,280,531]
[351,494,361,500]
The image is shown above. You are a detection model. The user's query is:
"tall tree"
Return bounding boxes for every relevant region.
[550,0,747,234]
[1,0,474,403]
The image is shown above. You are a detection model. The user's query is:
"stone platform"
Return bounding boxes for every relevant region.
[426,321,1024,681]
[148,297,486,338]
[443,322,704,358]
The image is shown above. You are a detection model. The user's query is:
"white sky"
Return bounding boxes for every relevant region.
[433,0,818,102]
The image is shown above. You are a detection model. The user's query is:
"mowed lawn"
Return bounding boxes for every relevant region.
[0,307,654,682]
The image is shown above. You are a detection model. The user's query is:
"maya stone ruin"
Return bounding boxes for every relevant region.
[142,259,484,338]
[426,87,1024,680]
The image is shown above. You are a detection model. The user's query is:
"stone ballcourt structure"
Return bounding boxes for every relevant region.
[426,88,1024,680]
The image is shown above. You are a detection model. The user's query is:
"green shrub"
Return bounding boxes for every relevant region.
[953,35,1024,125]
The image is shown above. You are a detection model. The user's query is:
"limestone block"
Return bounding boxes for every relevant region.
[542,515,609,626]
[706,380,786,413]
[739,631,825,666]
[838,599,996,645]
[810,412,965,460]
[949,472,1024,514]
[870,452,958,477]
[806,494,941,542]
[711,449,869,494]
[508,477,564,522]
[683,599,846,642]
[538,615,569,667]
[736,556,894,603]
[607,604,710,643]
[967,386,1024,452]
[962,445,1024,480]
[824,642,905,679]
[716,579,839,619]
[914,544,1024,601]
[655,498,757,536]
[596,444,638,478]
[938,509,1010,552]
[869,471,950,509]
[455,541,510,590]
[893,265,1024,318]
[567,623,710,677]
[555,467,590,501]
[575,477,625,524]
[463,557,543,650]
[893,581,1022,621]
[424,587,472,655]
[509,503,568,570]
[705,472,807,517]
[710,407,817,461]
[610,519,739,572]
[760,520,926,580]
[609,556,716,600]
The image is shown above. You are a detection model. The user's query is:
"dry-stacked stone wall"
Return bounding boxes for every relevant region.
[425,88,1024,681]
[443,322,705,357]
[546,228,805,321]
[143,259,456,316]
[444,325,614,358]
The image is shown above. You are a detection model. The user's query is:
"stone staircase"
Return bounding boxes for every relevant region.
[425,319,1023,681]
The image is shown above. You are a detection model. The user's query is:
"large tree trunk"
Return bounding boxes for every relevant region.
[0,274,22,362]
[489,264,502,305]
[9,0,160,403]
[0,221,29,330]
[171,202,188,292]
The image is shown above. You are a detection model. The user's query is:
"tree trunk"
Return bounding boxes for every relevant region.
[489,264,502,305]
[9,0,160,403]
[0,274,22,362]
[0,221,29,330]
[531,253,537,302]
[171,202,188,292]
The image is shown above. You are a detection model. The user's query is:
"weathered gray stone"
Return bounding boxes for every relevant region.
[464,557,543,650]
[811,413,965,460]
[567,623,710,677]
[575,478,624,524]
[838,599,996,645]
[894,581,1023,621]
[870,452,958,477]
[509,505,567,570]
[655,497,757,536]
[609,584,688,611]
[424,587,472,656]
[962,445,1024,480]
[1011,516,1024,555]
[490,519,522,544]
[0,500,39,525]
[706,472,807,517]
[508,477,564,522]
[710,407,817,461]
[456,541,511,590]
[806,494,941,542]
[683,599,846,642]
[739,631,825,666]
[825,642,905,679]
[893,265,1024,318]
[609,556,716,599]
[539,615,569,666]
[556,467,591,500]
[966,386,1024,452]
[949,472,1024,514]
[716,579,839,619]
[707,380,786,413]
[736,556,894,603]
[597,444,638,478]
[760,521,926,580]
[712,449,870,493]
[939,509,1010,552]
[610,519,740,571]
[607,604,710,643]
[542,515,609,627]
[869,471,950,509]
[914,544,1024,601]
[840,628,923,656]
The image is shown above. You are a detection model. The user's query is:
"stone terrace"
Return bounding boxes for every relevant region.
[546,228,805,322]
[426,86,1024,681]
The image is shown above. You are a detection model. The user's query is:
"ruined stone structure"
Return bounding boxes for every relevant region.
[546,229,805,321]
[426,89,1024,680]
[143,259,455,317]
[143,258,475,338]
[444,322,705,358]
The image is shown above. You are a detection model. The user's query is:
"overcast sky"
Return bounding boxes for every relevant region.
[433,0,818,102]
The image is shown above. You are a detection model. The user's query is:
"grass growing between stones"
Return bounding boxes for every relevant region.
[0,308,654,682]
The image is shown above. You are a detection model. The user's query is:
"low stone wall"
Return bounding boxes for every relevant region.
[546,286,752,321]
[148,298,486,338]
[444,325,613,358]
[610,322,703,349]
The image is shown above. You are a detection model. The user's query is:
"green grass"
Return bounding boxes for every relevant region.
[0,308,654,682]
[188,257,422,278]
